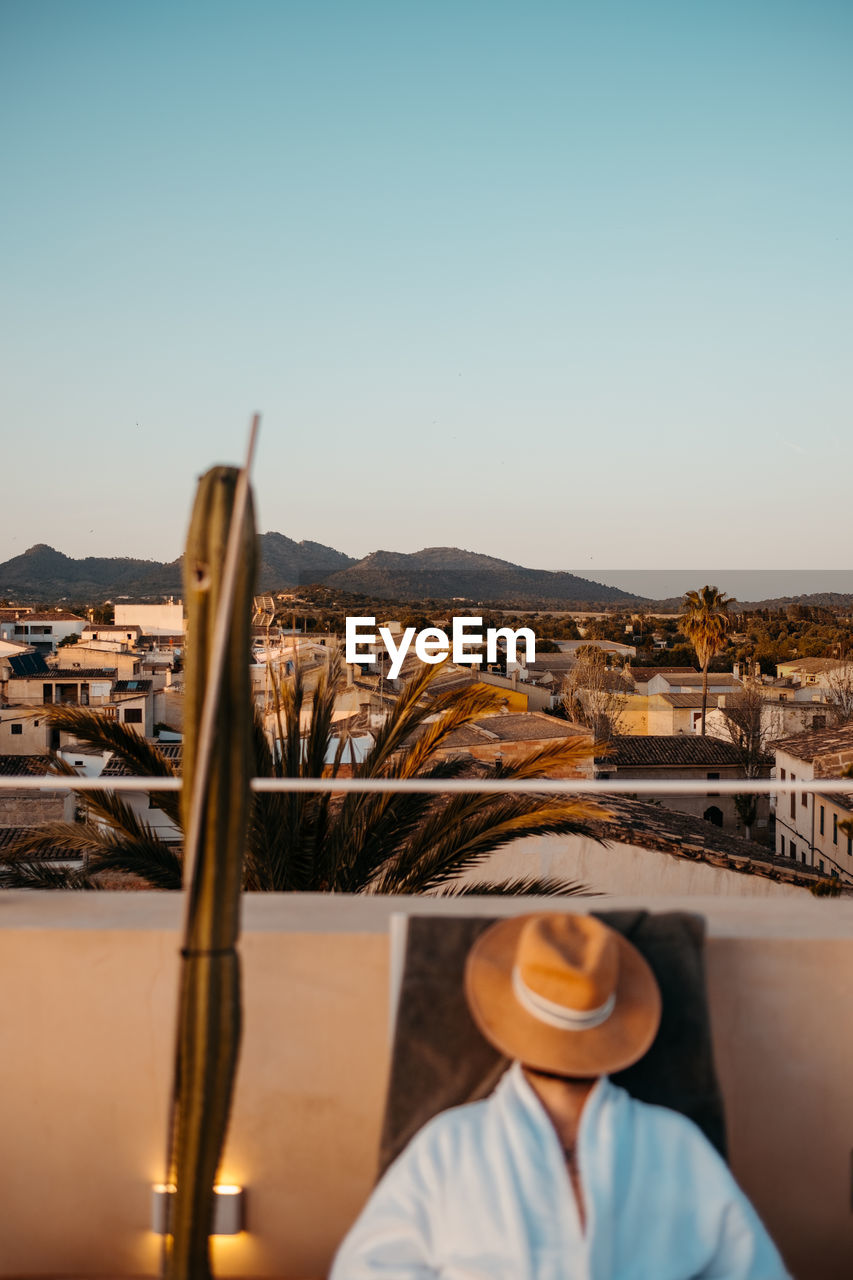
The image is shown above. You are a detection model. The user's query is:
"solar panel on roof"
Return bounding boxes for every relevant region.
[8,652,49,677]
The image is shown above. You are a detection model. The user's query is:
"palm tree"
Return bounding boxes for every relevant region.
[681,586,733,736]
[0,658,600,895]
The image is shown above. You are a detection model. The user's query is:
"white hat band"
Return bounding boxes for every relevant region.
[511,965,617,1031]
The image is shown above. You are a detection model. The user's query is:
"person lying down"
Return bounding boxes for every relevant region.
[331,911,790,1280]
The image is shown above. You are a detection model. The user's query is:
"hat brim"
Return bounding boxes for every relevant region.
[464,913,662,1077]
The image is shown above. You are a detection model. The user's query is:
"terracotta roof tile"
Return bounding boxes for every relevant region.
[471,713,588,743]
[592,795,826,887]
[0,755,54,777]
[771,724,853,762]
[596,735,751,768]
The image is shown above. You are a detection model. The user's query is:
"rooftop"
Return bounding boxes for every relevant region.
[524,653,581,670]
[595,795,819,887]
[625,666,698,683]
[653,672,742,688]
[5,651,50,677]
[3,610,85,623]
[772,723,853,764]
[0,754,55,777]
[8,667,119,680]
[83,623,143,635]
[401,713,588,750]
[657,692,707,708]
[596,735,752,769]
[818,789,853,814]
[471,712,587,742]
[101,741,182,776]
[43,670,117,680]
[778,658,845,674]
[0,826,81,859]
[403,722,494,749]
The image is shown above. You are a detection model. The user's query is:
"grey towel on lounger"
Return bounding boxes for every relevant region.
[378,910,726,1178]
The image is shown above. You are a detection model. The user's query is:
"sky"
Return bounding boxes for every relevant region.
[1,0,851,574]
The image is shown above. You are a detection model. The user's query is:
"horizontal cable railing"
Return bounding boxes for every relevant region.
[0,776,851,797]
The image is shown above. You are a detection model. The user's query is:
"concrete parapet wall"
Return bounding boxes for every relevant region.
[458,833,808,898]
[0,892,851,1278]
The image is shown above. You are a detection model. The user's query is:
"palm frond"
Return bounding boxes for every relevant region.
[44,704,181,825]
[0,860,102,890]
[85,839,182,889]
[328,667,498,886]
[246,658,344,891]
[0,821,118,861]
[371,793,601,895]
[435,875,593,897]
[0,819,184,890]
[494,735,597,784]
[353,661,457,776]
[331,757,475,892]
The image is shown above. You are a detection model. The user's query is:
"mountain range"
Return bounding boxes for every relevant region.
[0,538,635,606]
[2,540,850,610]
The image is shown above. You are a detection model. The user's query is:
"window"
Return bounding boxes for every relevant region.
[801,789,807,808]
[790,842,796,859]
[780,836,785,857]
[848,831,852,857]
[11,723,22,735]
[819,859,825,873]
[707,771,720,796]
[820,805,825,835]
[780,768,786,780]
[833,813,838,845]
[813,715,826,730]
[124,708,143,724]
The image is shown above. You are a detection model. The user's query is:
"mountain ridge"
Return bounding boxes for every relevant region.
[323,547,635,605]
[4,541,850,610]
[0,535,355,599]
[0,538,635,605]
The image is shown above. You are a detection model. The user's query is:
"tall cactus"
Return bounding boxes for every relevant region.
[165,464,257,1278]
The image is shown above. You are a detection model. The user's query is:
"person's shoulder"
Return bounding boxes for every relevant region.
[381,1094,496,1194]
[408,1093,494,1152]
[392,1065,540,1176]
[608,1082,725,1161]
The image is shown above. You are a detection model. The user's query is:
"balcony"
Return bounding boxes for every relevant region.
[1,890,851,1278]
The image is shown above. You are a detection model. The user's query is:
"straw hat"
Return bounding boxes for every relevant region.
[464,912,662,1077]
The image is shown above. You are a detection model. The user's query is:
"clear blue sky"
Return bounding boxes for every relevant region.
[2,0,850,572]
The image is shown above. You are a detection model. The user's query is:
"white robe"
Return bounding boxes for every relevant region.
[331,1062,790,1280]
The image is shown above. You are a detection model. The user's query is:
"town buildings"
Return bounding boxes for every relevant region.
[772,724,853,883]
